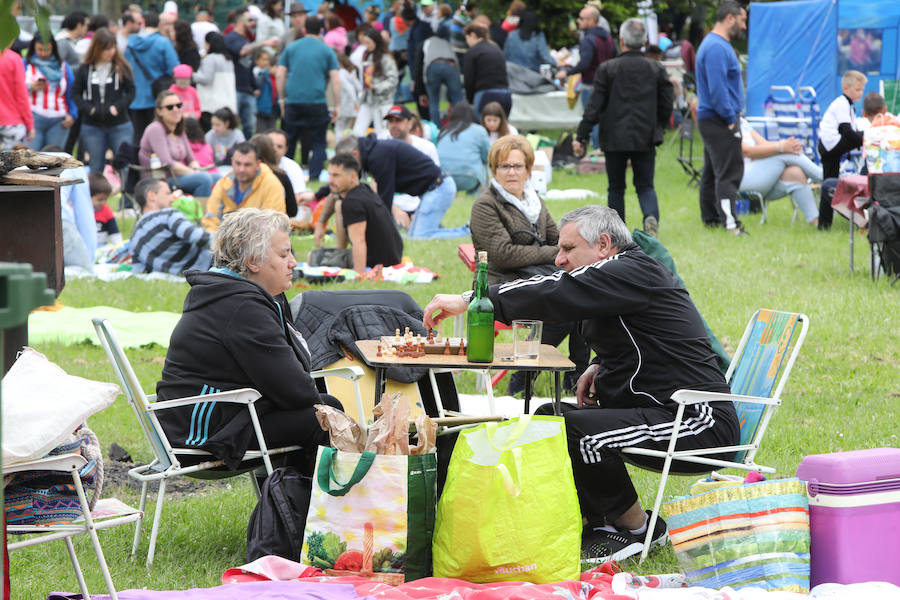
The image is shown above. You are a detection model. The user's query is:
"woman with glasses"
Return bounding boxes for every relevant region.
[469,134,589,396]
[436,101,490,193]
[139,90,220,198]
[73,27,135,173]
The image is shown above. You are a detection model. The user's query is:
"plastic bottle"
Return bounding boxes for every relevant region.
[149,153,161,170]
[466,251,494,363]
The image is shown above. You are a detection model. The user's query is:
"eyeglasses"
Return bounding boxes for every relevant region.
[161,102,183,111]
[497,163,527,173]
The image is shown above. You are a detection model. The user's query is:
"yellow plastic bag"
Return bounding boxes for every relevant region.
[432,415,581,583]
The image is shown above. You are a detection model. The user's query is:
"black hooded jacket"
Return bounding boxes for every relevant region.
[156,270,327,469]
[357,134,442,209]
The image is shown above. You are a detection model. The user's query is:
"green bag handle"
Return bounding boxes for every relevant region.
[316,447,376,497]
[484,414,533,453]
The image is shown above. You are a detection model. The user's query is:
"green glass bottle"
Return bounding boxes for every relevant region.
[467,251,494,363]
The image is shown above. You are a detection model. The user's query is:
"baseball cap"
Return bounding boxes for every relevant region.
[288,2,309,14]
[247,5,263,19]
[384,105,414,120]
[420,0,434,5]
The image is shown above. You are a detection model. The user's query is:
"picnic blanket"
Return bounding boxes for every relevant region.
[296,259,440,284]
[27,306,180,348]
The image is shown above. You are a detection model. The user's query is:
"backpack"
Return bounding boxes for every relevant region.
[246,467,313,563]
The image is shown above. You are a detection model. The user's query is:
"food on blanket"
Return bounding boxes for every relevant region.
[333,550,364,571]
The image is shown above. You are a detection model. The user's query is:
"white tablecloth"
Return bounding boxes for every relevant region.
[509,91,584,131]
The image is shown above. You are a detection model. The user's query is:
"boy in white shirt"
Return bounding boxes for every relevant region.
[817,70,866,228]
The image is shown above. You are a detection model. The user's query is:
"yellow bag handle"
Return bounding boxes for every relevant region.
[495,446,523,497]
[484,414,532,453]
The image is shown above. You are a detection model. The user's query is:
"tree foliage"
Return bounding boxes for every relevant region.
[1,0,51,51]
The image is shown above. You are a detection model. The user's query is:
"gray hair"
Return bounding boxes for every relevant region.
[334,135,359,156]
[558,205,632,249]
[212,208,291,276]
[620,18,647,50]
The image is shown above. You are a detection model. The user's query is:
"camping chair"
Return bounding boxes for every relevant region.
[620,309,809,562]
[676,109,702,186]
[6,453,142,600]
[111,141,177,229]
[866,173,900,284]
[92,317,363,565]
[879,79,900,115]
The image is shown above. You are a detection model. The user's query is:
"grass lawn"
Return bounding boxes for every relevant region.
[9,130,900,595]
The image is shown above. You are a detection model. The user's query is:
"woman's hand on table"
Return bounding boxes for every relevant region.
[423,294,468,330]
[576,363,600,408]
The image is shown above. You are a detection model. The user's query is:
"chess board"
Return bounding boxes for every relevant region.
[378,329,466,357]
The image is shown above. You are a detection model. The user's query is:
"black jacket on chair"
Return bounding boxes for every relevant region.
[576,50,674,153]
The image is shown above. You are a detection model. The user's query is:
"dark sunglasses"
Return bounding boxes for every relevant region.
[161,102,183,111]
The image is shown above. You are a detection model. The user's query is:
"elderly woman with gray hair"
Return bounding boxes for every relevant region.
[156,208,342,472]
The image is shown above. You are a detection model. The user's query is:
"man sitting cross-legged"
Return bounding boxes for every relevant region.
[202,141,286,232]
[326,153,403,273]
[423,205,740,563]
[130,178,212,275]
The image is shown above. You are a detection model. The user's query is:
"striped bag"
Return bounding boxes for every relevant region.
[664,478,810,593]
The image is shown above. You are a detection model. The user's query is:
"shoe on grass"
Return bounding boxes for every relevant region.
[642,215,659,238]
[581,511,669,564]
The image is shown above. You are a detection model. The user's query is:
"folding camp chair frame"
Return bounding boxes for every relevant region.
[6,453,142,600]
[92,317,363,565]
[620,310,809,562]
[676,109,703,186]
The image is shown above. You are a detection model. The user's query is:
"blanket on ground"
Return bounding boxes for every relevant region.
[28,306,180,348]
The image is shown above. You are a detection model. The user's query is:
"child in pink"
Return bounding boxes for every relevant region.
[183,117,216,172]
[169,64,202,120]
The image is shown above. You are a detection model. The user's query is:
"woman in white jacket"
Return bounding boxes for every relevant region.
[352,28,399,137]
[194,32,237,131]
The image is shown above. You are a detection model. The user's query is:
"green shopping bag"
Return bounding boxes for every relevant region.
[432,415,581,583]
[301,447,437,584]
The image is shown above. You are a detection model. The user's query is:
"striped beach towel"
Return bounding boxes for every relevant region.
[664,478,810,593]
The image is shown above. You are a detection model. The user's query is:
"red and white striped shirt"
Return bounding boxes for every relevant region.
[24,63,70,118]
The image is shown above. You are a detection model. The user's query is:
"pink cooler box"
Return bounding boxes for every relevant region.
[796,447,900,587]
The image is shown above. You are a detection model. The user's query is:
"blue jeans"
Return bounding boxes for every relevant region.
[581,88,599,151]
[473,88,511,121]
[740,152,823,223]
[29,113,70,151]
[237,91,257,139]
[425,61,463,124]
[283,102,330,179]
[174,171,221,197]
[81,121,134,174]
[409,176,469,239]
[605,149,659,223]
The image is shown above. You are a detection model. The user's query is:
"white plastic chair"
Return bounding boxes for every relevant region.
[92,317,363,565]
[6,453,142,600]
[620,310,809,561]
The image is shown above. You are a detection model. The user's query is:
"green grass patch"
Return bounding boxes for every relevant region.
[9,130,900,595]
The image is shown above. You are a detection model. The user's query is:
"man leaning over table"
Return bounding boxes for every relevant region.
[422,204,740,564]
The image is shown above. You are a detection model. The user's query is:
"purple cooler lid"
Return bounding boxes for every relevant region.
[797,447,900,484]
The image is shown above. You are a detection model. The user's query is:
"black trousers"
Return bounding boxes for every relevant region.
[605,149,660,223]
[130,108,157,145]
[818,137,863,227]
[535,401,739,527]
[697,116,744,229]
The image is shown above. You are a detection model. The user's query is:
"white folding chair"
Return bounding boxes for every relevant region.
[92,317,363,565]
[6,453,142,600]
[620,310,809,561]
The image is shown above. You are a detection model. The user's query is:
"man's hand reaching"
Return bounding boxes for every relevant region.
[576,363,600,408]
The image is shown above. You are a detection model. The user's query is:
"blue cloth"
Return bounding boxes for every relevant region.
[437,123,490,184]
[126,32,179,110]
[389,17,411,51]
[237,90,257,139]
[504,30,556,73]
[695,32,744,123]
[256,68,276,116]
[29,55,62,83]
[59,166,97,259]
[29,113,69,151]
[408,176,470,239]
[279,37,339,104]
[174,171,220,197]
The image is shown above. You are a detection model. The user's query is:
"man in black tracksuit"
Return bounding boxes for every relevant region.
[423,205,739,562]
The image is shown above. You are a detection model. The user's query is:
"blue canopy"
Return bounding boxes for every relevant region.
[747,0,900,116]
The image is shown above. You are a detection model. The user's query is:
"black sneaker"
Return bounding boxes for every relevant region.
[581,528,643,564]
[642,510,670,552]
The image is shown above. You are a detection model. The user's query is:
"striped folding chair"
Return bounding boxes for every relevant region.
[621,309,809,561]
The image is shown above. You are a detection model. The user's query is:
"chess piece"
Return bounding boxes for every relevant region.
[444,339,451,355]
[458,339,466,356]
[376,344,382,357]
[427,329,435,343]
